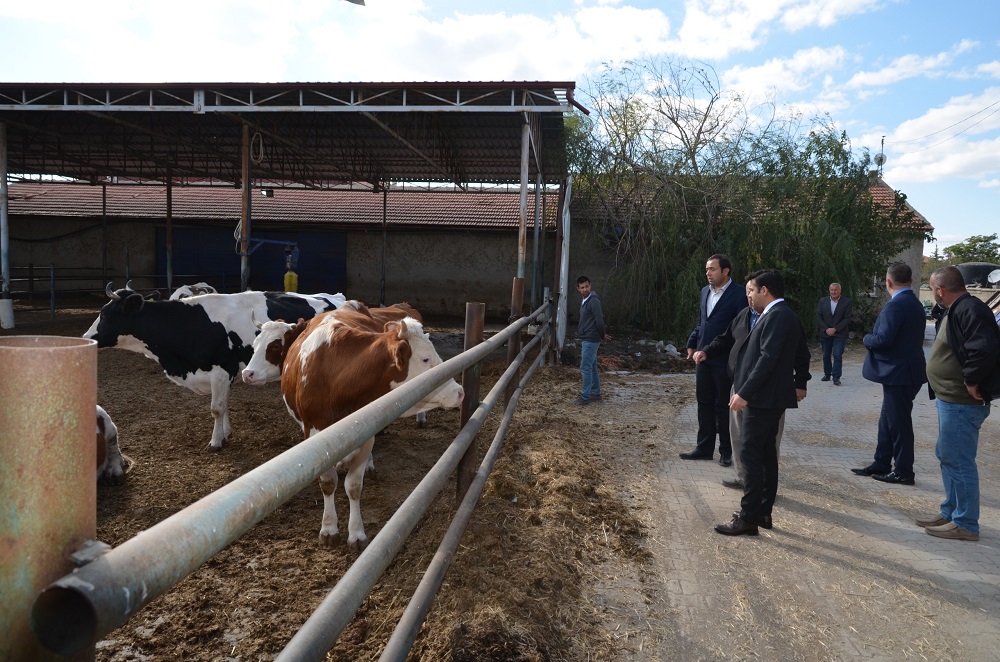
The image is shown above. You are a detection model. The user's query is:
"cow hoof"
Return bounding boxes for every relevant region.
[208,444,223,453]
[319,532,341,547]
[99,471,127,486]
[347,536,370,552]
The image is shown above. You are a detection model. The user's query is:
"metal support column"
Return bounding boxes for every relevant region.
[239,125,251,292]
[0,122,13,329]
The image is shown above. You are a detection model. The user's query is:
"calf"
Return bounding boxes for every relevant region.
[281,313,463,549]
[84,285,346,450]
[96,405,126,484]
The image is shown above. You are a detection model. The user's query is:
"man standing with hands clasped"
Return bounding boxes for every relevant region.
[816,282,852,386]
[916,266,999,541]
[851,262,927,485]
[714,269,809,536]
[681,254,747,466]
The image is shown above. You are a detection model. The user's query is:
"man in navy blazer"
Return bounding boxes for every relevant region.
[714,269,810,536]
[682,254,748,465]
[851,262,927,485]
[816,282,853,385]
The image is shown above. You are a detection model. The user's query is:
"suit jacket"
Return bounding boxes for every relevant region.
[816,295,853,338]
[731,301,809,410]
[704,307,811,389]
[862,288,927,386]
[686,280,747,367]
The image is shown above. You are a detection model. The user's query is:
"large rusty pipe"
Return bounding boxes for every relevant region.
[0,336,97,661]
[29,308,545,657]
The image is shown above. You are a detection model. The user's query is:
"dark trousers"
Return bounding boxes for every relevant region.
[873,383,922,479]
[695,362,733,458]
[739,406,784,524]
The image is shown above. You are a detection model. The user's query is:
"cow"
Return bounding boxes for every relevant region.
[241,301,430,440]
[280,309,463,549]
[240,300,422,386]
[169,282,218,300]
[83,285,347,450]
[96,405,127,484]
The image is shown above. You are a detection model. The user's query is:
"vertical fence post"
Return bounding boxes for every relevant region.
[28,263,34,300]
[456,302,485,502]
[0,336,97,661]
[505,277,524,406]
[49,264,55,319]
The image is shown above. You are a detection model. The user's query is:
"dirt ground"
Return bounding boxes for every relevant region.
[7,298,998,661]
[3,299,691,661]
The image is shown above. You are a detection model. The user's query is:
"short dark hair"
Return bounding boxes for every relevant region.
[745,268,765,283]
[751,269,785,299]
[930,265,965,293]
[708,254,732,276]
[887,262,912,285]
[576,275,590,285]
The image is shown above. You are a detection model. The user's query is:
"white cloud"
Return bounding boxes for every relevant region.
[980,179,1000,188]
[780,0,882,31]
[723,46,847,95]
[978,61,1000,78]
[845,41,978,90]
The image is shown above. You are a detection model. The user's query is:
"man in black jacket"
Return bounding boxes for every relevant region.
[681,254,748,465]
[695,270,810,490]
[714,269,810,536]
[572,275,610,406]
[916,266,1000,541]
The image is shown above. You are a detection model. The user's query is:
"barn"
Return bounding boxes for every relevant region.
[0,82,583,324]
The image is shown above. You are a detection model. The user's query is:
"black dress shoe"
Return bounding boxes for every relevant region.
[850,465,886,476]
[719,456,732,467]
[834,379,842,386]
[722,478,744,490]
[679,450,713,460]
[871,471,915,485]
[821,375,831,381]
[733,511,772,529]
[715,514,759,536]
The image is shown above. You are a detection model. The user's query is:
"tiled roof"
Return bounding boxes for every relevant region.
[868,171,934,233]
[6,182,558,230]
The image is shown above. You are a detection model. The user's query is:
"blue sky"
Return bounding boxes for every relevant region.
[1,0,998,255]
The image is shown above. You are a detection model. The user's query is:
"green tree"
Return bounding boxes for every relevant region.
[944,234,1000,264]
[571,56,930,339]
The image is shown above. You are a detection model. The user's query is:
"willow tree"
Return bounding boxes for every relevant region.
[570,57,929,339]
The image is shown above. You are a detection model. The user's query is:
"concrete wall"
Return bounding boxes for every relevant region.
[346,229,555,319]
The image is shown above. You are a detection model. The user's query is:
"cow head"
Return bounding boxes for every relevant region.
[389,318,464,410]
[242,318,308,386]
[83,285,150,349]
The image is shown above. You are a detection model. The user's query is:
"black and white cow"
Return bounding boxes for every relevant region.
[169,282,218,300]
[84,285,346,450]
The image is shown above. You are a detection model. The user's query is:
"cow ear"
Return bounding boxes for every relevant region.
[384,320,402,335]
[391,338,412,371]
[123,292,145,313]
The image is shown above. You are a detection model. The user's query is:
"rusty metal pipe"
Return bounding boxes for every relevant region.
[0,336,96,661]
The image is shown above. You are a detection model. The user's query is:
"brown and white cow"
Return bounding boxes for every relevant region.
[281,309,463,549]
[96,405,126,484]
[240,300,421,386]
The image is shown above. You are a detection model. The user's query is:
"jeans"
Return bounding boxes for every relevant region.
[935,399,990,534]
[580,340,601,400]
[819,335,846,380]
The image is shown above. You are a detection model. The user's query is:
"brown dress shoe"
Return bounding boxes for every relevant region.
[925,522,979,541]
[714,514,759,536]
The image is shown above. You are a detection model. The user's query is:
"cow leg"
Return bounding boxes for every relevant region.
[99,426,126,485]
[416,411,426,428]
[345,436,376,551]
[318,464,341,547]
[207,372,234,451]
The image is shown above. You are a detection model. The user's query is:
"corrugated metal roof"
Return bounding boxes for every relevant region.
[0,82,580,188]
[6,181,558,230]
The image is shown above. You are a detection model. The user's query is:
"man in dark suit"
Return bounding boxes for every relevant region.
[695,270,810,490]
[816,282,853,385]
[681,254,748,466]
[714,269,809,536]
[850,262,927,485]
